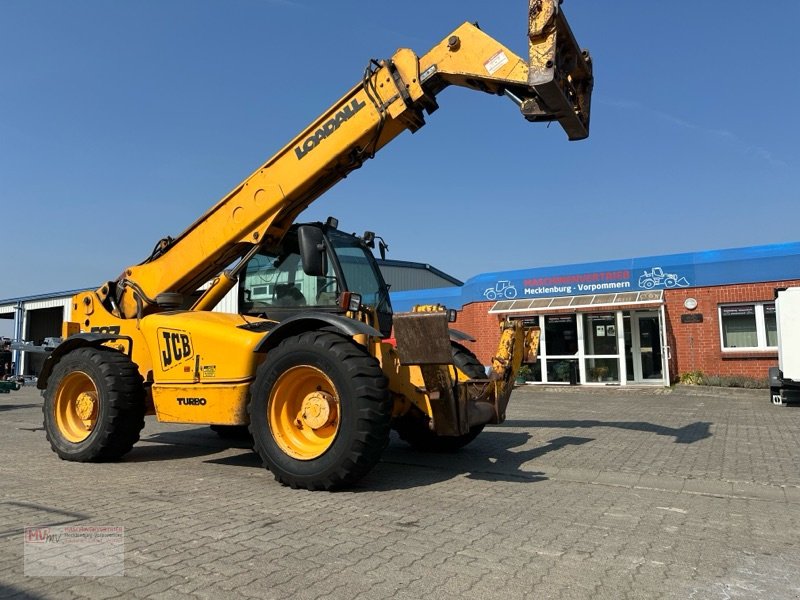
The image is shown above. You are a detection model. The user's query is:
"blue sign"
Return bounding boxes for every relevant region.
[390,241,800,312]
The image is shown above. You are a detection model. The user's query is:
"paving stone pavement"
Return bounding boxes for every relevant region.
[1,384,799,599]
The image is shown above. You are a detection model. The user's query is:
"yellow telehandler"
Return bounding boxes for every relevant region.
[39,0,592,489]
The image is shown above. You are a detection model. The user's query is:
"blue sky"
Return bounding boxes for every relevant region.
[1,0,798,338]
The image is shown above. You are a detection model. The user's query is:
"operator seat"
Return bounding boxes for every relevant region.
[274,283,307,307]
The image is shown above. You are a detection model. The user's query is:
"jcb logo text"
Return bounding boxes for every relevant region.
[157,328,193,371]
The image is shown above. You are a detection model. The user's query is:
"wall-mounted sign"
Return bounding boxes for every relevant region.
[720,305,755,317]
[681,313,704,323]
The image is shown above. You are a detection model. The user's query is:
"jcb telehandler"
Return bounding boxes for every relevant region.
[39,1,592,490]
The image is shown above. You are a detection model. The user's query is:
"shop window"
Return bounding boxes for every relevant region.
[547,359,579,383]
[527,360,543,383]
[545,315,578,355]
[765,304,778,347]
[583,313,620,384]
[583,313,617,355]
[544,315,579,384]
[586,357,619,383]
[719,303,776,350]
[510,316,542,382]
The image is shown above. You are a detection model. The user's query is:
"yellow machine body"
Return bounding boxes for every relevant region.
[41,1,589,489]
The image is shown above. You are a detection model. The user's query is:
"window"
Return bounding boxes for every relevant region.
[719,303,776,350]
[543,315,580,383]
[583,313,620,383]
[239,236,339,313]
[545,314,578,355]
[765,304,778,347]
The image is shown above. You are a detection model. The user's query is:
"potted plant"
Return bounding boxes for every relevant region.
[553,361,572,382]
[515,364,533,384]
[589,365,609,382]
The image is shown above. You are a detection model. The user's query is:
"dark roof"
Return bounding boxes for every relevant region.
[0,288,93,307]
[376,259,462,287]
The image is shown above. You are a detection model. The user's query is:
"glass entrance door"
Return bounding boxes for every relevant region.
[625,311,664,384]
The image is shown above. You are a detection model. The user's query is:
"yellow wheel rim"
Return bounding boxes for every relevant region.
[268,365,340,460]
[54,371,99,443]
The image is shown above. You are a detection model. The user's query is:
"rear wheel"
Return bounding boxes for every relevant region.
[395,342,486,452]
[451,342,487,379]
[43,347,145,462]
[249,331,391,490]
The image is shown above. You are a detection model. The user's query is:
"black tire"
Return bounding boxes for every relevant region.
[43,347,145,462]
[248,331,391,490]
[210,425,252,440]
[451,342,487,379]
[395,342,486,453]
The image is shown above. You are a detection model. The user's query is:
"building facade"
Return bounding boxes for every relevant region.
[391,243,800,386]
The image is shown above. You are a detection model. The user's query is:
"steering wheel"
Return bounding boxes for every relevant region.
[316,277,338,302]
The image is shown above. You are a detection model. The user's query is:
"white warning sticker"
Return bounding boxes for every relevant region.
[484,50,509,75]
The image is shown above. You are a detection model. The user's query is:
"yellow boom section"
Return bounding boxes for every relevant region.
[108,0,592,319]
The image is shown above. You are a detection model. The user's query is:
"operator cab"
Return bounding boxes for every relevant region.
[239,219,393,337]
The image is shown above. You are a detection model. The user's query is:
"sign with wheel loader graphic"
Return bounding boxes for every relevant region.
[638,267,690,289]
[397,260,699,311]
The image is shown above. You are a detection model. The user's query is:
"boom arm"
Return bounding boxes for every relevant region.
[106,1,592,320]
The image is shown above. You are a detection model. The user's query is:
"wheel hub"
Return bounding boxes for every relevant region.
[298,392,337,430]
[75,392,97,421]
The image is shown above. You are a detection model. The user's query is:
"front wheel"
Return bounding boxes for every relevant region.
[43,347,145,462]
[249,331,391,490]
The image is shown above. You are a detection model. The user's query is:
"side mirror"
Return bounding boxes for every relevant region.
[298,226,327,277]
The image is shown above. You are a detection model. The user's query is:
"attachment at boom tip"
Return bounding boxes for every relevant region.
[525,0,593,140]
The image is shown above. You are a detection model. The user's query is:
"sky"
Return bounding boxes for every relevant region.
[1,0,799,337]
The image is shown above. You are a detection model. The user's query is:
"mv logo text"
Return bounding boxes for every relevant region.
[294,98,366,160]
[157,328,193,371]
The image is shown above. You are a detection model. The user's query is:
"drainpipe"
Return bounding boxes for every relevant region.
[12,301,24,377]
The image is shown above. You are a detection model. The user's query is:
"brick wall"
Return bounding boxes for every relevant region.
[456,301,502,363]
[663,280,800,382]
[454,279,800,383]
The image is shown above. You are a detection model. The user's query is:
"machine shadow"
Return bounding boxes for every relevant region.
[125,427,252,462]
[0,583,49,599]
[204,430,592,490]
[504,419,712,444]
[0,500,88,541]
[349,431,594,492]
[0,403,38,412]
[130,428,593,491]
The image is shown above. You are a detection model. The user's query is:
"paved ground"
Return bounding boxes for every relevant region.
[1,384,799,599]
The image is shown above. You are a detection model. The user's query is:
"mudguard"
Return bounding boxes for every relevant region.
[254,313,382,354]
[36,333,133,390]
